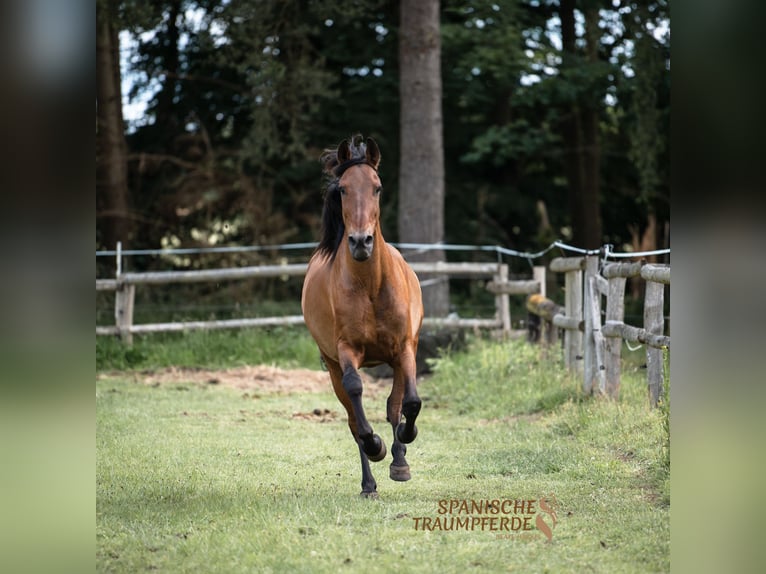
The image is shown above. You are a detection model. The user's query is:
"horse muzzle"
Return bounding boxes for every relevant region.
[348,233,374,261]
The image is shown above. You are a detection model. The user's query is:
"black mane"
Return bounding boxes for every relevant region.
[316,136,370,258]
[316,178,344,258]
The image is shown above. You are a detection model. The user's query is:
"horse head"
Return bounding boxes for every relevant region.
[332,136,382,262]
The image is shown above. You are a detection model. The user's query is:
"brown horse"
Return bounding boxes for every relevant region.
[301,135,424,498]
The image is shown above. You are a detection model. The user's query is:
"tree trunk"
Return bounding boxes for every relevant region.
[559,0,602,250]
[96,0,130,250]
[398,0,449,317]
[629,211,658,299]
[154,0,181,145]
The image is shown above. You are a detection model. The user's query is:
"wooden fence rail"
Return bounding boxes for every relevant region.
[97,261,542,344]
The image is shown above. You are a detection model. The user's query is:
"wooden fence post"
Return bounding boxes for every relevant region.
[113,240,134,345]
[604,274,627,399]
[582,256,599,394]
[587,274,607,395]
[565,267,583,374]
[495,264,512,337]
[115,283,135,345]
[532,266,550,344]
[644,280,666,407]
[550,257,585,373]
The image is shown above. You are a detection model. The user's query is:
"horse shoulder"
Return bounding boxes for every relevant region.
[302,254,338,357]
[302,255,330,307]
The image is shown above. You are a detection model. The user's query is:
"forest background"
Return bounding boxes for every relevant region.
[96,0,669,316]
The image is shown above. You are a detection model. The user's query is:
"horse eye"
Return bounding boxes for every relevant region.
[338,186,346,196]
[375,187,382,196]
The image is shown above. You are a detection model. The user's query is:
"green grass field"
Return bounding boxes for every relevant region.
[96,332,669,573]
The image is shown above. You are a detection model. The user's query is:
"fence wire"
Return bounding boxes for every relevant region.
[97,239,670,262]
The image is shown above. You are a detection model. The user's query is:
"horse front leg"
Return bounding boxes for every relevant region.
[325,355,382,497]
[387,347,421,481]
[341,363,387,463]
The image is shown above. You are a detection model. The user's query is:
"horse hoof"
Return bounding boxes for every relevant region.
[390,464,411,482]
[396,423,418,444]
[360,490,380,499]
[367,436,387,462]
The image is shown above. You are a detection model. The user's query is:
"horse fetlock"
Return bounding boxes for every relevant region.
[363,433,387,462]
[391,441,407,458]
[360,472,378,497]
[396,422,418,444]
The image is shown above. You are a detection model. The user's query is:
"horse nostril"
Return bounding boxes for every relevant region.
[349,234,373,250]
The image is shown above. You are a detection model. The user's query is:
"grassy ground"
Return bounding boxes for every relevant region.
[97,335,669,573]
[96,327,320,372]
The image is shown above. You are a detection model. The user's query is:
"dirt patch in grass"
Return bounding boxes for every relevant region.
[98,365,395,396]
[291,408,339,422]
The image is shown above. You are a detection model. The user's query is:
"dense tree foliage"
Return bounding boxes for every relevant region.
[97,0,669,271]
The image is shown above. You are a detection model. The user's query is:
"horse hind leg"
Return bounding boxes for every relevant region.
[395,349,421,445]
[387,391,411,482]
[387,351,421,482]
[388,414,420,483]
[397,396,421,444]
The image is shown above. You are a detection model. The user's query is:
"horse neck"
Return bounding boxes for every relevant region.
[340,228,391,292]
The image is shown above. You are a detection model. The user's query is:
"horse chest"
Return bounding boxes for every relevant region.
[337,288,407,349]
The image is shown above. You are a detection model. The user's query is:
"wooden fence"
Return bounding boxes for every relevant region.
[96,261,542,344]
[96,250,669,406]
[517,255,670,407]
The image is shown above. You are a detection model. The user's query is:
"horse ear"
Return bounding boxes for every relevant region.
[366,137,381,169]
[337,139,352,163]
